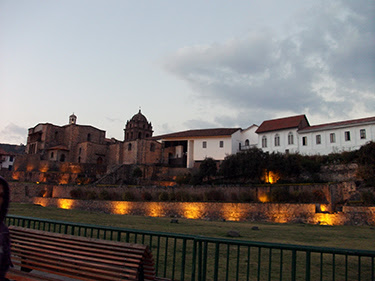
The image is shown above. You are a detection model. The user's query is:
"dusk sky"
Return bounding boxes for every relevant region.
[1,0,374,145]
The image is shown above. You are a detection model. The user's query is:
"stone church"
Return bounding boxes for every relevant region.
[13,111,175,184]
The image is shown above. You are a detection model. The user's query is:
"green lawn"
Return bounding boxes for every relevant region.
[9,202,375,251]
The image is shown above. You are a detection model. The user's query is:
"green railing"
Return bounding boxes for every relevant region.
[6,215,375,281]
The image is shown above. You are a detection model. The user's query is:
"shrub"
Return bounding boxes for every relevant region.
[204,189,224,202]
[86,191,98,200]
[361,191,375,205]
[70,188,83,199]
[269,188,290,203]
[141,191,153,201]
[239,191,254,203]
[158,191,169,201]
[123,191,136,201]
[175,190,191,202]
[99,190,111,200]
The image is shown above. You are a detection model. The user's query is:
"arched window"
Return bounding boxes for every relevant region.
[150,143,155,152]
[245,139,250,146]
[128,143,132,151]
[78,156,81,163]
[54,131,58,140]
[60,154,65,162]
[262,136,267,148]
[288,132,294,145]
[79,147,82,155]
[275,134,280,146]
[87,133,91,142]
[50,152,54,159]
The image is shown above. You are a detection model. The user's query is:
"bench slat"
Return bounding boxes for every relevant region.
[9,226,156,281]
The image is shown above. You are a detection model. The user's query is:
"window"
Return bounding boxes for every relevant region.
[138,132,142,139]
[360,129,366,139]
[262,136,267,148]
[316,135,321,145]
[219,141,224,148]
[330,133,336,143]
[302,137,307,146]
[78,157,81,163]
[245,139,249,146]
[60,154,65,162]
[150,143,155,152]
[50,152,54,159]
[54,131,58,140]
[9,156,13,162]
[87,133,91,142]
[79,148,82,155]
[202,141,207,148]
[345,131,351,141]
[274,134,280,146]
[288,132,294,145]
[128,143,132,151]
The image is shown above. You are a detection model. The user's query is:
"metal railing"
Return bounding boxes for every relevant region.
[6,215,375,281]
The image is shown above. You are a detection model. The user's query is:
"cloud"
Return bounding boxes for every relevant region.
[0,123,28,145]
[164,0,375,125]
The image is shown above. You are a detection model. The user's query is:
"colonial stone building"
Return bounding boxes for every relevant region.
[15,111,169,184]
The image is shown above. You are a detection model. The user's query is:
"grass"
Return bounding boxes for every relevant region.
[9,202,375,251]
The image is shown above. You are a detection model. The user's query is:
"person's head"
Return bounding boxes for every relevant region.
[0,177,10,222]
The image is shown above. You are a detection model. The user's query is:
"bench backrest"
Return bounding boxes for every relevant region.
[9,226,156,281]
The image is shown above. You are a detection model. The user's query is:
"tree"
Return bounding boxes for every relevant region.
[199,157,217,182]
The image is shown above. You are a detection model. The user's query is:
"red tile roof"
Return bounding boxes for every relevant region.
[153,128,241,140]
[256,115,309,133]
[0,148,9,155]
[299,116,375,132]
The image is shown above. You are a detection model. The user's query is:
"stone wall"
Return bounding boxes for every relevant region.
[31,197,375,225]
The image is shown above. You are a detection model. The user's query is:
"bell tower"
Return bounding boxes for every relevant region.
[69,113,77,125]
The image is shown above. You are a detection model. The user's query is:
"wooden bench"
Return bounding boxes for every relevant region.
[6,226,156,281]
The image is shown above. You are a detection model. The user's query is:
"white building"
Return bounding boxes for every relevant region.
[256,115,375,155]
[154,115,375,168]
[0,148,15,171]
[156,127,258,168]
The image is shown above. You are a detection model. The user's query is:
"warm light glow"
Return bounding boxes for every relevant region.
[26,164,35,172]
[313,213,340,226]
[146,202,164,217]
[258,194,269,203]
[271,213,289,223]
[221,204,244,221]
[265,171,280,184]
[57,199,74,210]
[159,181,175,187]
[320,204,329,212]
[33,198,48,207]
[39,163,49,173]
[183,203,204,219]
[111,202,131,215]
[12,173,20,180]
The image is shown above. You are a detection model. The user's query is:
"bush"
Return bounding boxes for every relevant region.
[204,189,224,202]
[123,191,136,201]
[361,191,375,205]
[158,191,169,201]
[269,188,290,203]
[86,191,98,200]
[70,188,83,199]
[99,190,111,200]
[239,191,254,203]
[141,191,153,201]
[175,190,191,202]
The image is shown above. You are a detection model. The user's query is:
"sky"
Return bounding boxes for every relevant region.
[1,0,374,145]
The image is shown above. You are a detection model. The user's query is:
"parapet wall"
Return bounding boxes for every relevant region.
[31,197,375,226]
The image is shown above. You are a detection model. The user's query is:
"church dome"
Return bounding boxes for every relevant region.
[131,110,148,122]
